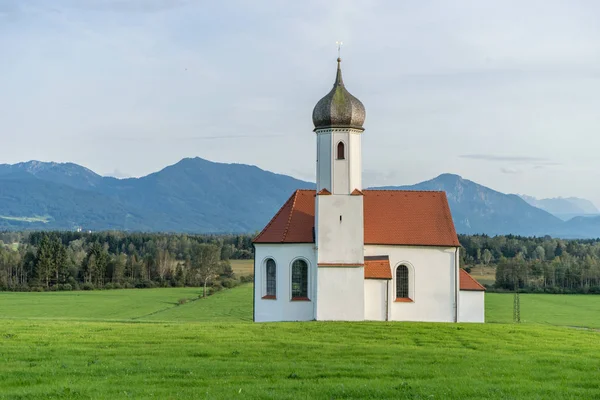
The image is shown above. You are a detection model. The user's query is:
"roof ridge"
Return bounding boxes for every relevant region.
[281,190,300,242]
[363,189,446,194]
[253,190,297,243]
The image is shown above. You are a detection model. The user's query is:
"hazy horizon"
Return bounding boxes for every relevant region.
[2,1,600,205]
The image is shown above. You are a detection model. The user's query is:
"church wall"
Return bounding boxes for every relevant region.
[253,243,316,322]
[348,133,362,190]
[316,133,332,192]
[365,245,458,322]
[364,279,388,321]
[316,267,365,321]
[316,195,364,264]
[458,291,485,323]
[332,131,349,194]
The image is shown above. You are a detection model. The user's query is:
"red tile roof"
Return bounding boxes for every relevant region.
[254,190,460,247]
[460,269,486,291]
[364,256,392,279]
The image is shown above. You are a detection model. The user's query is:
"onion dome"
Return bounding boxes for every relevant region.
[312,58,366,131]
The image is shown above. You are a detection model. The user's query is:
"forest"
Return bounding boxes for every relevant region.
[2,231,600,293]
[459,234,600,293]
[0,231,254,293]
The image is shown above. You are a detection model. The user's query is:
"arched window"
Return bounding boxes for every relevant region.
[265,259,276,298]
[336,142,345,160]
[396,265,409,299]
[291,259,308,299]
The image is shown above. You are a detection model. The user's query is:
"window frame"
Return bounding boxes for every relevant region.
[290,258,310,301]
[336,141,346,160]
[394,263,414,302]
[262,258,277,300]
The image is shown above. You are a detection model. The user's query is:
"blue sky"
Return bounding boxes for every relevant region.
[2,0,600,205]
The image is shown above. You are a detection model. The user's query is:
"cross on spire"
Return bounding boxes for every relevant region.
[336,41,343,60]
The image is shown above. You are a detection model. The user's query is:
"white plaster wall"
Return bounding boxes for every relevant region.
[364,279,388,321]
[458,291,485,323]
[316,132,331,192]
[317,195,364,264]
[332,131,349,194]
[316,129,362,195]
[254,244,316,322]
[365,245,459,322]
[316,267,365,321]
[348,133,362,191]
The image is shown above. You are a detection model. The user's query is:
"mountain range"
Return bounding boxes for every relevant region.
[517,194,599,221]
[1,158,599,238]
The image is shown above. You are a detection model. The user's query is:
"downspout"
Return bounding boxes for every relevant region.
[454,246,459,323]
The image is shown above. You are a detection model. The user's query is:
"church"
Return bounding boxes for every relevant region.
[252,57,485,323]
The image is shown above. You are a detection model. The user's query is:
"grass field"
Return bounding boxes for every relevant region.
[1,287,600,399]
[230,259,253,276]
[466,265,495,286]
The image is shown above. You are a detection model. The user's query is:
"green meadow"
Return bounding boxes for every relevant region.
[1,287,600,399]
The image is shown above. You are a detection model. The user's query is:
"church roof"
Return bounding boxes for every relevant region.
[253,189,460,247]
[459,269,486,291]
[364,256,392,279]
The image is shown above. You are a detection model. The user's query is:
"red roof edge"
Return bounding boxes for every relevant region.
[460,269,486,291]
[253,190,297,243]
[351,189,364,196]
[439,191,460,246]
[317,188,332,195]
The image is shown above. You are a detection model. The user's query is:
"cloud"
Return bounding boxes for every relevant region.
[104,168,131,179]
[52,0,191,13]
[500,167,522,174]
[460,154,547,162]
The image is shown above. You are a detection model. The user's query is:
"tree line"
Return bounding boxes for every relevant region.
[3,231,600,293]
[459,234,600,293]
[0,231,254,293]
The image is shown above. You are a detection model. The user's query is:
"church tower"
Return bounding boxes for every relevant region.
[312,57,366,321]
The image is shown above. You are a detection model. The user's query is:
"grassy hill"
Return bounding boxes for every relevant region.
[1,287,600,398]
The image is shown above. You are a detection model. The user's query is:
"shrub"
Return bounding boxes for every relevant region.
[220,278,238,289]
[57,284,73,291]
[135,280,156,289]
[82,282,95,291]
[104,282,115,290]
[178,298,189,305]
[240,275,254,283]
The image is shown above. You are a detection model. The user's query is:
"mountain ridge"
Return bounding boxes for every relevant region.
[1,159,599,238]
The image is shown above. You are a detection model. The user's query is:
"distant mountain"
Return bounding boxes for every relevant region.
[518,194,600,221]
[0,158,313,233]
[377,174,565,237]
[1,160,600,238]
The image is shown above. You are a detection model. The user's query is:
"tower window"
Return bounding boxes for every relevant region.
[336,142,345,160]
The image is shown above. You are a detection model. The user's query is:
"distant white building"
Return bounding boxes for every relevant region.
[253,57,485,323]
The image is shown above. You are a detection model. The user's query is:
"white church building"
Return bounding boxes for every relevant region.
[253,57,485,323]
